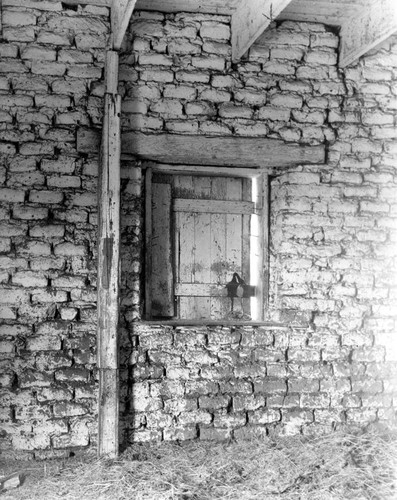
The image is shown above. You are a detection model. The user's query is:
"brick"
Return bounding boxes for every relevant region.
[26,335,61,351]
[19,142,54,156]
[0,94,34,107]
[3,9,37,25]
[0,188,25,203]
[176,71,210,84]
[31,290,68,303]
[0,306,16,320]
[139,53,173,66]
[53,402,88,418]
[37,31,73,45]
[185,101,215,116]
[199,427,231,441]
[75,33,107,50]
[269,94,303,109]
[52,276,86,288]
[168,39,201,55]
[249,409,281,425]
[0,323,31,337]
[305,50,337,65]
[150,99,183,117]
[12,271,48,287]
[300,393,330,408]
[69,192,96,207]
[58,49,93,64]
[21,46,56,61]
[13,206,49,221]
[199,395,229,410]
[29,190,64,204]
[200,22,230,40]
[31,61,66,76]
[192,56,225,71]
[219,103,253,119]
[140,69,173,83]
[258,106,290,121]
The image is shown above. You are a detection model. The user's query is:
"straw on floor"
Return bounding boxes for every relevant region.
[1,427,396,500]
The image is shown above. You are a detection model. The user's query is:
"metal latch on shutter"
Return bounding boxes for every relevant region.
[225,272,256,312]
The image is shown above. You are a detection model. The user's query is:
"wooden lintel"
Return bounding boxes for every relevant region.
[339,0,397,67]
[231,0,293,62]
[111,0,137,50]
[122,133,325,168]
[143,163,263,178]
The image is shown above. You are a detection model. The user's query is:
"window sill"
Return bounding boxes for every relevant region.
[139,319,291,329]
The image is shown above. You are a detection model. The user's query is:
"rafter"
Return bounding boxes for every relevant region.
[340,0,397,67]
[111,0,137,50]
[231,0,293,62]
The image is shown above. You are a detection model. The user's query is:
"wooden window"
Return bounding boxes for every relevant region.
[145,166,268,321]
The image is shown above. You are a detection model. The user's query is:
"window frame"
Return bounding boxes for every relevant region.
[144,163,269,322]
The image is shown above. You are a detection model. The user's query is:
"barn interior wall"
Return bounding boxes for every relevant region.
[118,12,397,443]
[0,3,396,457]
[0,1,110,458]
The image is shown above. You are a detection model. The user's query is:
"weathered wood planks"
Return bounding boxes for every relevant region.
[173,198,255,215]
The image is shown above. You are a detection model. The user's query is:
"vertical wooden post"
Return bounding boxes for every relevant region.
[97,50,121,458]
[261,174,270,319]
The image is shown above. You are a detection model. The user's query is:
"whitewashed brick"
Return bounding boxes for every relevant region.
[219,103,253,119]
[200,22,230,41]
[192,56,225,71]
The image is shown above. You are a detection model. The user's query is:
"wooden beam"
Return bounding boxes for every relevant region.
[143,163,262,178]
[121,133,326,167]
[278,0,364,26]
[97,50,121,458]
[134,0,239,14]
[340,0,397,67]
[111,0,137,50]
[61,0,111,5]
[231,0,294,61]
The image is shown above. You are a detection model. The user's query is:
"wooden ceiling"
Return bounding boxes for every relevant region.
[68,0,396,67]
[133,0,368,26]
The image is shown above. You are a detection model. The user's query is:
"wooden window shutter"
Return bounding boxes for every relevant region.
[145,170,265,321]
[145,170,174,318]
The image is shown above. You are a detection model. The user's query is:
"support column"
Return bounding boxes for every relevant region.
[97,50,121,458]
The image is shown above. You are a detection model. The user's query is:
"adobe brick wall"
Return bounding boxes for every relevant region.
[0,1,109,458]
[118,14,397,443]
[1,4,396,457]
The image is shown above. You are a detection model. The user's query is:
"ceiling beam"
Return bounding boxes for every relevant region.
[339,0,397,67]
[231,0,294,62]
[111,0,137,50]
[134,0,239,14]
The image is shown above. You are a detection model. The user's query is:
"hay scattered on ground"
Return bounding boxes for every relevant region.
[1,427,397,499]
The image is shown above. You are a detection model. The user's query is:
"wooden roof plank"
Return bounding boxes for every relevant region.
[231,0,294,61]
[339,0,397,67]
[111,0,137,50]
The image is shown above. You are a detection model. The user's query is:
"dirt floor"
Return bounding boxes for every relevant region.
[1,427,397,499]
